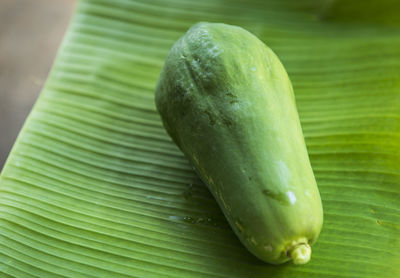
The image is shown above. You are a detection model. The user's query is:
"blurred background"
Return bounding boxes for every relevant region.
[0,0,77,170]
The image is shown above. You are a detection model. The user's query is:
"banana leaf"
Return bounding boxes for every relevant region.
[1,0,399,277]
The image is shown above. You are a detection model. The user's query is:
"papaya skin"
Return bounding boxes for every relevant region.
[155,22,323,265]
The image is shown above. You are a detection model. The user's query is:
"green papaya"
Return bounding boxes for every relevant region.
[155,22,323,265]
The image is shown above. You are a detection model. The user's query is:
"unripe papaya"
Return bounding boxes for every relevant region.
[155,22,323,265]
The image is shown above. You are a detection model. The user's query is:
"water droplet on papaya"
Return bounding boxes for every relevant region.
[286,191,297,205]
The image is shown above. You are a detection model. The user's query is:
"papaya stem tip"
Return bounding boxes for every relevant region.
[288,243,311,265]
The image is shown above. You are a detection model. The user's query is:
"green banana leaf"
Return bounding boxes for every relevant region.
[1,0,399,277]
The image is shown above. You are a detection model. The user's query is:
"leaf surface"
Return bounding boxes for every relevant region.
[1,0,400,277]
